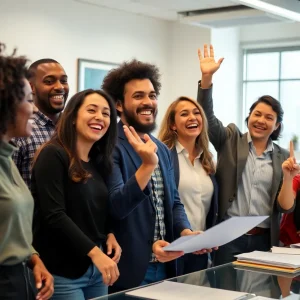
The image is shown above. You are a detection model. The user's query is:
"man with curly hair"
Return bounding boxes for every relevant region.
[102,60,198,292]
[12,58,69,188]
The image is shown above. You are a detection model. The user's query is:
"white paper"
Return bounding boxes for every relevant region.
[271,247,300,255]
[126,281,249,300]
[250,297,276,300]
[164,216,268,253]
[236,251,300,268]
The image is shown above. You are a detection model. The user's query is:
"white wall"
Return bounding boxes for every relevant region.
[240,22,300,47]
[0,0,213,132]
[211,27,241,127]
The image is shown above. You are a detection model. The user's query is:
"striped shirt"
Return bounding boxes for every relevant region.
[12,110,56,189]
[150,163,166,262]
[226,132,274,228]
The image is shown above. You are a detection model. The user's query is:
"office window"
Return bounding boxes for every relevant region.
[243,47,300,149]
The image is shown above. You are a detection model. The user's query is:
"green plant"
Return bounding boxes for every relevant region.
[292,134,299,143]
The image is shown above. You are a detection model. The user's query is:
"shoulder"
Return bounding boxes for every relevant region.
[274,143,289,158]
[37,143,69,164]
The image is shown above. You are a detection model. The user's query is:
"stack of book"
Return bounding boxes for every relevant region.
[233,251,300,273]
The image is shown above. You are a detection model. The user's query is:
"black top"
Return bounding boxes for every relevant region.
[32,144,109,279]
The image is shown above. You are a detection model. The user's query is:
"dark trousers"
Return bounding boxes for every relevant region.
[0,262,36,300]
[213,232,271,291]
[177,253,208,276]
[214,232,271,266]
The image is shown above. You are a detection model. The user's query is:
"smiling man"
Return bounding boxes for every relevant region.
[102,60,195,293]
[12,59,69,188]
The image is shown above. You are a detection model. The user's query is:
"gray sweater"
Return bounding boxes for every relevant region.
[0,141,34,265]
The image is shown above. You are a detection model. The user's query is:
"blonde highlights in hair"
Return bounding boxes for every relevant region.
[158,96,215,174]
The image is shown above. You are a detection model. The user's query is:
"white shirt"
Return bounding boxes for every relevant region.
[176,142,214,231]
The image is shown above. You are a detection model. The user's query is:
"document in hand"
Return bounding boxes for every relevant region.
[234,251,300,273]
[163,216,268,253]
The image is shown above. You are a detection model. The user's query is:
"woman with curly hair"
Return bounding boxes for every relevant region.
[0,43,53,299]
[158,96,218,274]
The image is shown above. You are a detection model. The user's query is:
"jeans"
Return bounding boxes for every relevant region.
[52,263,107,300]
[140,262,166,286]
[0,262,36,300]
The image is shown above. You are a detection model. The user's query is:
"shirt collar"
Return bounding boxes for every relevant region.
[247,132,274,153]
[33,110,56,126]
[175,141,203,158]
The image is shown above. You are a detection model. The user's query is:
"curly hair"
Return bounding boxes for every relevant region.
[158,96,215,175]
[102,59,161,116]
[0,43,28,136]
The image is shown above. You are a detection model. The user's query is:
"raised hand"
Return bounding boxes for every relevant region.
[282,141,300,179]
[123,125,158,166]
[198,44,224,76]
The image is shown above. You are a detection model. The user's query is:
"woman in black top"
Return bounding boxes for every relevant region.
[32,89,121,300]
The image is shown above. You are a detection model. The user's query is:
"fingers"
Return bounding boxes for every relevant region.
[106,242,112,256]
[36,275,54,300]
[156,251,184,263]
[290,140,295,158]
[210,44,214,58]
[198,48,203,60]
[203,44,209,58]
[112,247,122,263]
[129,126,142,142]
[218,57,224,66]
[107,264,120,286]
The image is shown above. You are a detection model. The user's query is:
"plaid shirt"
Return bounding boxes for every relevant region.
[12,110,56,189]
[150,163,166,262]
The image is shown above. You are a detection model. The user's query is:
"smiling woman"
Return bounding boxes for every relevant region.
[31,89,121,300]
[158,96,218,275]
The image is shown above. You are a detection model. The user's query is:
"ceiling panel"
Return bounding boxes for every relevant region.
[74,0,238,20]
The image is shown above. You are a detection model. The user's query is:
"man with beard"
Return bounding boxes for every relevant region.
[102,60,201,293]
[12,59,69,188]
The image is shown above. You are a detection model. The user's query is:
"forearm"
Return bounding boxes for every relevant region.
[277,177,295,211]
[135,163,155,190]
[201,74,213,89]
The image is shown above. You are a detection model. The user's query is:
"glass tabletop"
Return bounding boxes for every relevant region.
[93,263,300,299]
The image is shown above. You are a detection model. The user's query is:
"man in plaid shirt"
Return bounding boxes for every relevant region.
[12,59,69,188]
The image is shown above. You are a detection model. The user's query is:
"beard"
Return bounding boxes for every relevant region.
[122,105,157,134]
[35,90,66,115]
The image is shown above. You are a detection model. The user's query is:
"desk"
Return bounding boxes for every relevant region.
[93,263,300,299]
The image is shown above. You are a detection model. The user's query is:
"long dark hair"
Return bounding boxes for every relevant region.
[34,89,117,182]
[245,95,283,141]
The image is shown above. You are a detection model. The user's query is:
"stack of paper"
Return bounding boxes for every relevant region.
[291,243,300,248]
[271,247,300,255]
[126,281,250,300]
[233,251,300,273]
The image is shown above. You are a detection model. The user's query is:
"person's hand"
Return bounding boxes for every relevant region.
[88,246,120,286]
[153,240,184,263]
[106,233,122,263]
[180,229,218,255]
[282,141,300,179]
[198,44,224,77]
[29,254,54,300]
[123,125,158,167]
